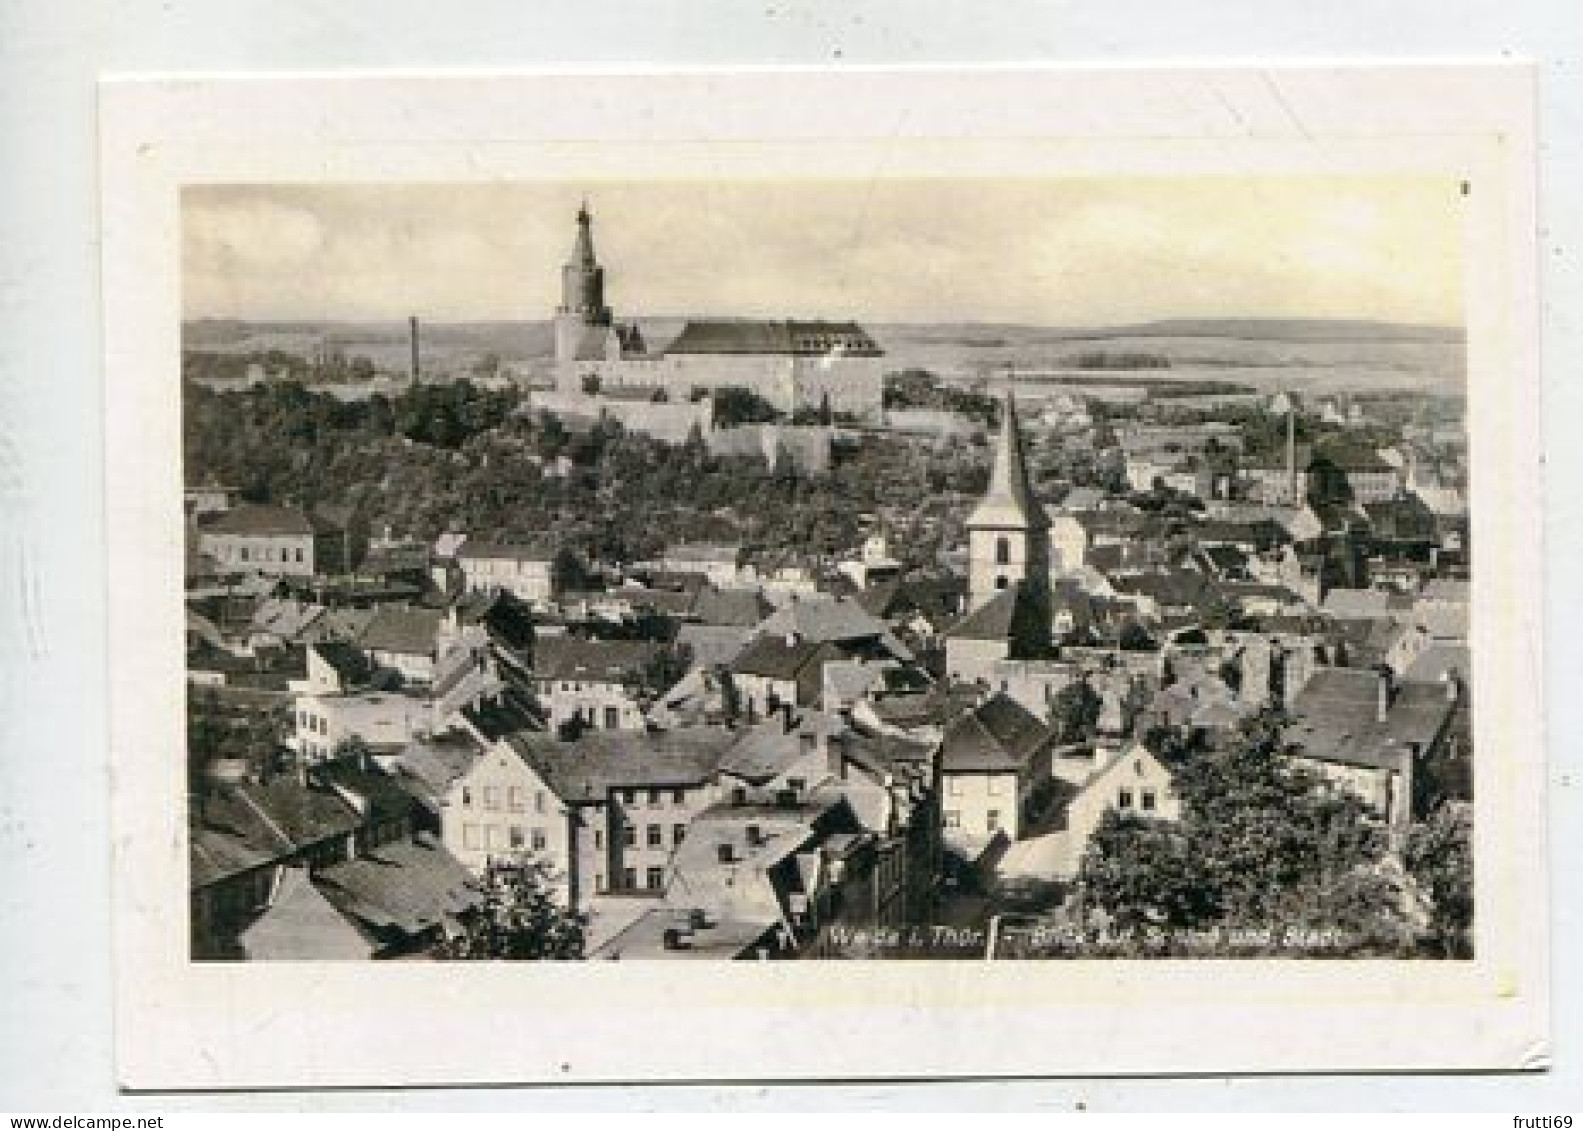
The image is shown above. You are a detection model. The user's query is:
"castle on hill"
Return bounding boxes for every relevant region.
[551,204,887,421]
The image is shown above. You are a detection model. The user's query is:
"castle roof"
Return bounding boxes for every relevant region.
[966,392,1048,532]
[664,319,882,357]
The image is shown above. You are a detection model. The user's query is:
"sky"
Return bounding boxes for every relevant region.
[182,178,1465,327]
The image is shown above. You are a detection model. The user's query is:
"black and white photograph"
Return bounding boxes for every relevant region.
[92,66,1551,1088]
[179,175,1477,964]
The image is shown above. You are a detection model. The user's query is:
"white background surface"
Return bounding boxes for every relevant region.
[2,0,1580,1113]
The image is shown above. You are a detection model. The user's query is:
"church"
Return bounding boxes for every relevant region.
[550,204,888,421]
[944,391,1056,680]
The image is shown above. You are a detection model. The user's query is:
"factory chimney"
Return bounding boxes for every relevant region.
[408,315,421,383]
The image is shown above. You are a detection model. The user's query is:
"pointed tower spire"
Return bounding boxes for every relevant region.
[967,390,1048,532]
[571,200,596,268]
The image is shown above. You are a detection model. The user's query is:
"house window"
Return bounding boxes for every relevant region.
[947,777,963,797]
[461,787,473,808]
[623,825,636,847]
[483,787,501,811]
[944,810,961,828]
[646,824,662,848]
[484,825,503,850]
[295,548,304,563]
[987,776,1004,797]
[648,788,662,806]
[593,830,603,850]
[509,826,526,849]
[532,828,547,851]
[462,824,482,850]
[1141,789,1157,812]
[623,788,637,806]
[995,536,1011,565]
[1118,789,1134,809]
[673,823,687,845]
[646,867,664,890]
[240,547,249,563]
[672,788,686,805]
[995,575,1008,591]
[986,809,1001,833]
[604,706,620,730]
[535,791,546,813]
[595,873,605,892]
[623,867,637,889]
[508,787,525,812]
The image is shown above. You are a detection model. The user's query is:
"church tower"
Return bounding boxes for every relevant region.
[553,203,613,367]
[966,390,1051,618]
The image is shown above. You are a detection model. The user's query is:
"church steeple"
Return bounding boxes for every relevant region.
[967,391,1049,533]
[964,390,1051,615]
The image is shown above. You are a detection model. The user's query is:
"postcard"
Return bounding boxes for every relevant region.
[101,64,1546,1088]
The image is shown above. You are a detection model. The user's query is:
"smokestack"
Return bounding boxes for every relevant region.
[1376,668,1392,723]
[1286,400,1297,503]
[408,315,420,383]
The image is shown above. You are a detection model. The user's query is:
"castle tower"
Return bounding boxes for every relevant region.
[553,202,613,367]
[966,391,1051,617]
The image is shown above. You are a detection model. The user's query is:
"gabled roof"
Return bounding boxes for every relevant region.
[239,867,373,961]
[312,757,420,823]
[1403,643,1471,684]
[506,728,737,803]
[945,585,1022,642]
[389,733,486,807]
[532,636,658,684]
[940,693,1052,775]
[249,598,326,640]
[1321,588,1392,620]
[316,837,481,940]
[676,624,754,671]
[966,392,1048,532]
[691,586,772,627]
[359,605,443,656]
[1286,667,1454,772]
[456,539,556,562]
[205,503,314,538]
[1110,570,1217,610]
[731,633,832,680]
[756,596,892,647]
[189,778,363,890]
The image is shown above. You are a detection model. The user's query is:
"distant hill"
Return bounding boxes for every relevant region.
[1079,318,1463,344]
[866,318,1462,346]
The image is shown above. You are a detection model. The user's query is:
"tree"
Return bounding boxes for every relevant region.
[1403,802,1474,958]
[435,855,587,960]
[712,386,782,427]
[1069,717,1416,957]
[1118,621,1157,652]
[1051,680,1102,743]
[186,687,227,793]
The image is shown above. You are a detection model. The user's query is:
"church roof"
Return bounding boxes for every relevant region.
[945,585,1023,642]
[966,392,1048,532]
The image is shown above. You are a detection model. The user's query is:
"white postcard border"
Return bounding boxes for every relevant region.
[101,65,1546,1089]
